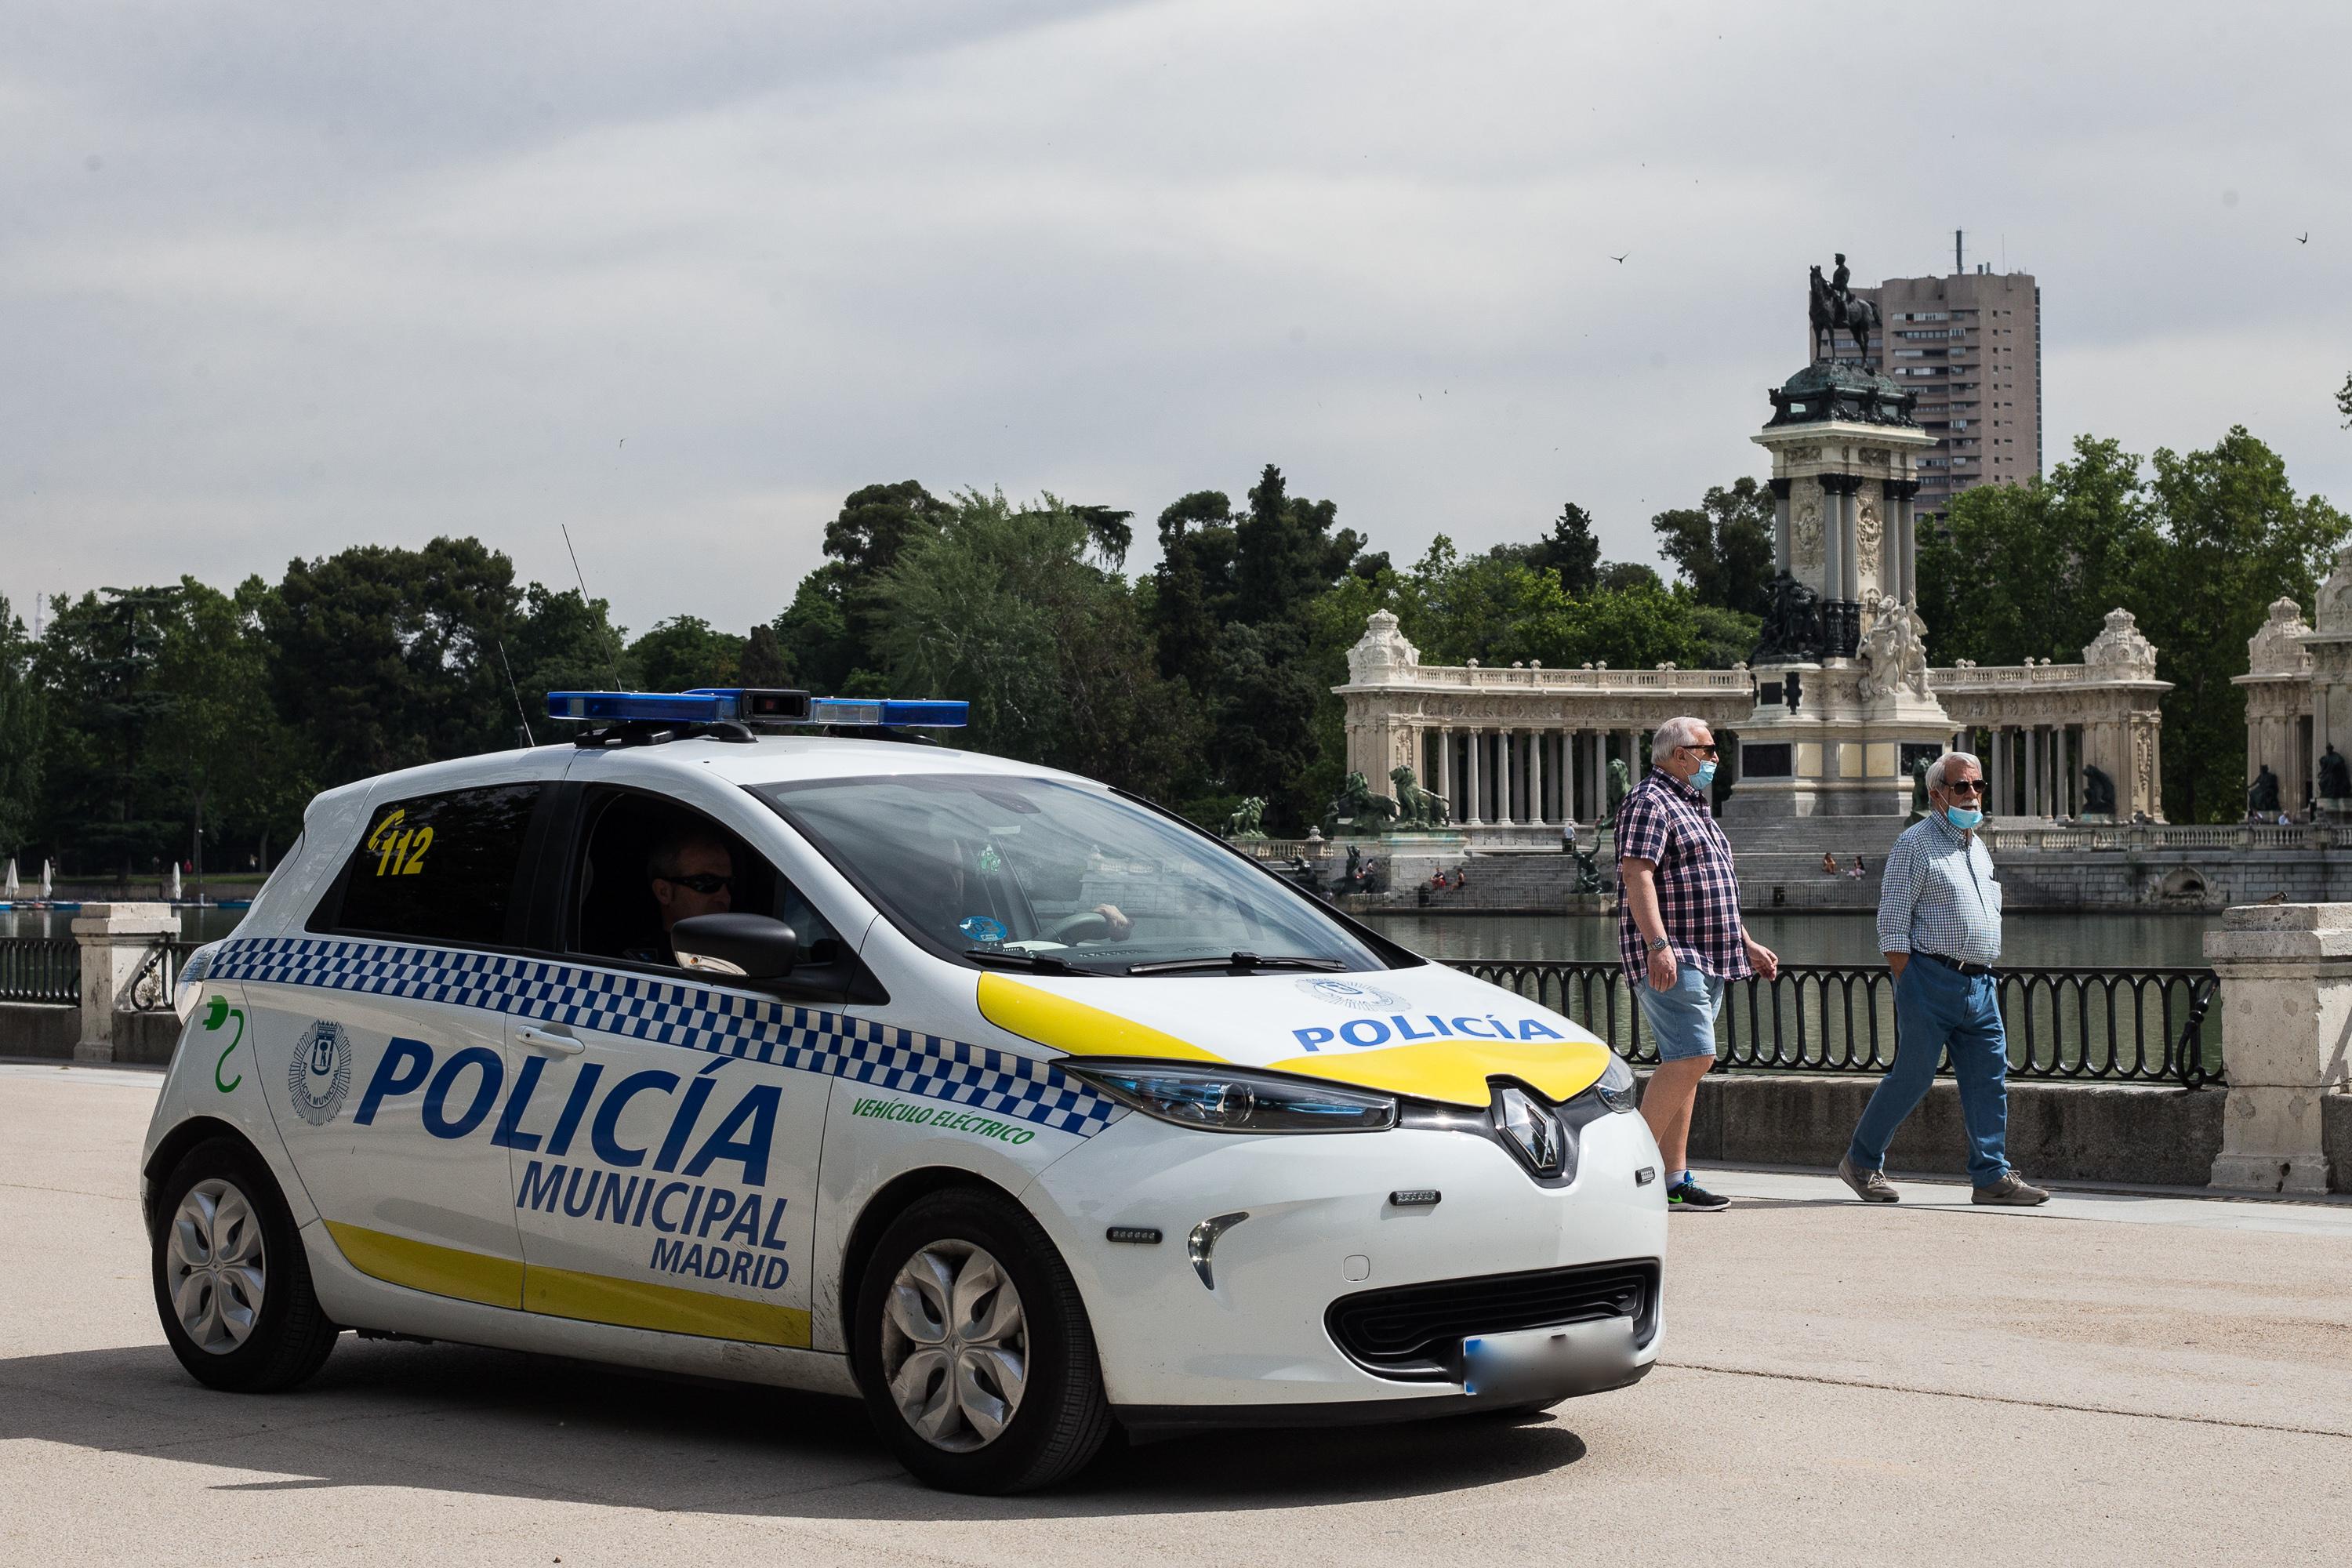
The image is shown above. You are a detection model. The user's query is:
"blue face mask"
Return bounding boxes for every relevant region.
[1944,804,1983,830]
[1693,760,1718,789]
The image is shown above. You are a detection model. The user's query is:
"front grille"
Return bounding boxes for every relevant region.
[1326,1259,1660,1378]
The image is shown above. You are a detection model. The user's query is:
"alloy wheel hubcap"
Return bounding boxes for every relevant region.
[169,1178,267,1354]
[880,1240,1028,1452]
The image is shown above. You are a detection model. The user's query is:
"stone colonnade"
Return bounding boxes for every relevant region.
[1930,610,2171,822]
[1334,612,1751,833]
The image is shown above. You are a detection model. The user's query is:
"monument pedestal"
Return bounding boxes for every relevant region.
[1725,659,1952,823]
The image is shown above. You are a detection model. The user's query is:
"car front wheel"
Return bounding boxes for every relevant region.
[151,1136,340,1392]
[852,1189,1110,1493]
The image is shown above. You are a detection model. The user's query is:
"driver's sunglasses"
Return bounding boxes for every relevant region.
[661,873,734,895]
[1681,744,1720,758]
[1943,779,1984,797]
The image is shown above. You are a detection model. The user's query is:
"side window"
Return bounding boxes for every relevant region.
[568,790,843,971]
[325,785,542,946]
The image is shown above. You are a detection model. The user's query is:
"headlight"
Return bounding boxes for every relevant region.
[1595,1051,1639,1112]
[172,942,223,1023]
[1062,1059,1398,1134]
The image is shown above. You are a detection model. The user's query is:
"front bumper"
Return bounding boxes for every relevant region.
[1025,1098,1666,1414]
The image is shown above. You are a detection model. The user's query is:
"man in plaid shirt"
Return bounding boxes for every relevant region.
[1616,717,1777,1210]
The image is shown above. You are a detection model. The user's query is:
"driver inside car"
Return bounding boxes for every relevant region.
[626,825,735,964]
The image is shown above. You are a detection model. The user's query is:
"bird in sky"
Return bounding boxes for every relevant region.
[2297,232,2310,244]
[1610,252,1628,264]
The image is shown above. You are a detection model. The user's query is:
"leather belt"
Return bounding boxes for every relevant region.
[1918,950,1994,978]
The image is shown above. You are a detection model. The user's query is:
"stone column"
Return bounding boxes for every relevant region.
[1820,481,1844,633]
[1564,731,1580,822]
[1889,479,1921,603]
[1529,728,1545,825]
[1838,481,1860,608]
[2204,903,2352,1194]
[1439,727,1456,823]
[1769,477,1793,575]
[72,903,181,1064]
[2028,728,2044,817]
[1465,728,1483,826]
[1501,731,1517,824]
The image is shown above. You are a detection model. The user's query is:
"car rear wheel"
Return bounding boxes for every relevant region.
[853,1189,1110,1493]
[151,1136,339,1392]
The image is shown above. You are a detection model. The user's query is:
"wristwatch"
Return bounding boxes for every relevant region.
[1647,937,1670,954]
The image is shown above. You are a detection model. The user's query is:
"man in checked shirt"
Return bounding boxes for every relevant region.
[1617,717,1778,1211]
[1838,750,2050,1205]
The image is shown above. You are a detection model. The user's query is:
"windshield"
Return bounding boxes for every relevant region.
[752,773,1394,975]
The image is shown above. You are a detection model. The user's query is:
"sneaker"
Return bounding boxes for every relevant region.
[1666,1179,1730,1211]
[1838,1155,1899,1203]
[1971,1171,2050,1206]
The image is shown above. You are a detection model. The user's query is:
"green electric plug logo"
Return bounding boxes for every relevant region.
[202,996,245,1093]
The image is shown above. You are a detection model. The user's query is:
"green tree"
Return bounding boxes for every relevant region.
[2136,426,2349,822]
[1527,502,1602,596]
[506,584,636,739]
[259,537,522,785]
[35,586,180,879]
[627,615,744,693]
[771,564,860,697]
[1915,437,2153,666]
[739,624,792,688]
[868,491,1194,793]
[1650,477,1775,615]
[154,578,292,886]
[0,595,43,859]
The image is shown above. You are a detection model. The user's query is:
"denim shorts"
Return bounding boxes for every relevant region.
[1635,962,1726,1062]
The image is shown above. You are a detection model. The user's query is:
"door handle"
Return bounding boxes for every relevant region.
[516,1026,586,1056]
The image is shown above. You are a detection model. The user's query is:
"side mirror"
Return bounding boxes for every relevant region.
[670,914,800,981]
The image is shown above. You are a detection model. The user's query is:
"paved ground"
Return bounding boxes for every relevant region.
[5,1061,2349,1566]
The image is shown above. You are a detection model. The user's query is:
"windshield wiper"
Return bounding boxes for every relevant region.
[964,948,1088,975]
[1125,952,1349,975]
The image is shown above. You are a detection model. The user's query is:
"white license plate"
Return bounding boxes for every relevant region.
[1461,1316,1639,1399]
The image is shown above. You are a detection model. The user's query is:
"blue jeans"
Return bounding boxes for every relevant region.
[1846,955,2011,1186]
[1635,963,1725,1062]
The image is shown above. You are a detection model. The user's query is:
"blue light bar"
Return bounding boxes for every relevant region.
[546,690,967,728]
[547,691,728,723]
[812,698,967,728]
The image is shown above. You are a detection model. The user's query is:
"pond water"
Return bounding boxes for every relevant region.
[0,905,2222,971]
[1360,912,2221,971]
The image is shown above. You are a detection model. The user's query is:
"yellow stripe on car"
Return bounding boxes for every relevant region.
[976,972,1222,1061]
[1267,1036,1615,1109]
[323,1221,811,1346]
[525,1265,811,1347]
[325,1221,524,1309]
[979,973,1613,1109]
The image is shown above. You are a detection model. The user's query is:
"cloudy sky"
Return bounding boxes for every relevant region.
[7,1,2350,638]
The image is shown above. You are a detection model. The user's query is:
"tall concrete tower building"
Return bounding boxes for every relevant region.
[1811,240,2042,516]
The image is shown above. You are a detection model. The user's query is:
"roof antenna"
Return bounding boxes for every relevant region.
[561,524,628,692]
[495,637,536,748]
[1955,229,1963,274]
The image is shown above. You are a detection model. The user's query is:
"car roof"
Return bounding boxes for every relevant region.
[318,734,1097,808]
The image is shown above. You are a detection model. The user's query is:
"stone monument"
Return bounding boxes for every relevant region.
[2300,543,2352,820]
[1726,255,1948,822]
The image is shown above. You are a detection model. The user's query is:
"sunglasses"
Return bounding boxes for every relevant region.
[1942,779,1984,797]
[660,873,734,895]
[1680,745,1720,759]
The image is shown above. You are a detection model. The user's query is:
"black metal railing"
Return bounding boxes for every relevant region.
[0,938,81,1005]
[1446,959,2223,1089]
[127,938,207,1012]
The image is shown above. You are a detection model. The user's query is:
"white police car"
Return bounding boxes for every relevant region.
[144,688,1666,1493]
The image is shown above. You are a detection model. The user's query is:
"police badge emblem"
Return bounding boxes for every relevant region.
[287,1020,352,1127]
[1295,977,1405,1012]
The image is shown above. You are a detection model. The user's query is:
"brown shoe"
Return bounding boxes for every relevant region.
[1972,1171,2050,1206]
[1838,1155,1898,1203]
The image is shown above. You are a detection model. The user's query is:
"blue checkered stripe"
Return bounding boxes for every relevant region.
[210,936,1120,1138]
